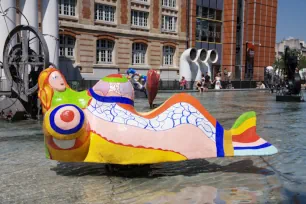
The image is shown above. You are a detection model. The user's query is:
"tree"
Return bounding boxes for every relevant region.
[273,48,306,72]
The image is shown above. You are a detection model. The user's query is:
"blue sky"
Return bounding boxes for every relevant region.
[276,0,306,42]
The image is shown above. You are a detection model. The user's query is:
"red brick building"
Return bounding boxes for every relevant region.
[222,0,278,80]
[193,0,278,81]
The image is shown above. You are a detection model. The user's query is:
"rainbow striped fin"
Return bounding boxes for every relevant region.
[231,111,278,156]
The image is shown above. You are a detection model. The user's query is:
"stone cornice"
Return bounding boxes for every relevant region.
[59,21,187,42]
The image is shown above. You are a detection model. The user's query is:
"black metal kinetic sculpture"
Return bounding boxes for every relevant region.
[0,25,50,120]
[276,47,303,102]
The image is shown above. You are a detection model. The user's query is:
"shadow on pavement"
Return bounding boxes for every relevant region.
[51,159,275,178]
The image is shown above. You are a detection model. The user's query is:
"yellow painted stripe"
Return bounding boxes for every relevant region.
[231,117,256,136]
[84,133,187,164]
[223,130,234,156]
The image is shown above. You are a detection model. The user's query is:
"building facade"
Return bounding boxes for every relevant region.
[220,0,278,81]
[0,0,278,86]
[275,38,306,59]
[57,0,279,81]
[51,0,190,81]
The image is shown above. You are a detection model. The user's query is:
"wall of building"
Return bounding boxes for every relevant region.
[8,0,278,83]
[53,0,188,81]
[223,0,277,81]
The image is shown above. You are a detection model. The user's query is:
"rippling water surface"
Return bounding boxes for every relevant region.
[0,91,306,203]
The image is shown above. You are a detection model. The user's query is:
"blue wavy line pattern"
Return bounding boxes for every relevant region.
[87,100,216,141]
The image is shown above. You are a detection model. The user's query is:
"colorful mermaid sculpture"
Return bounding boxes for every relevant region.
[38,68,278,164]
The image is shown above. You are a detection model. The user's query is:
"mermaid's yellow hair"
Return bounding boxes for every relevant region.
[38,68,69,114]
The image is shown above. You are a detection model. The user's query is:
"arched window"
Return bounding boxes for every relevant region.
[59,35,75,58]
[163,46,175,66]
[132,43,147,65]
[96,39,114,64]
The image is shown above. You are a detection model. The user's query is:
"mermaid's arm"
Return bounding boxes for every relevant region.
[51,88,92,109]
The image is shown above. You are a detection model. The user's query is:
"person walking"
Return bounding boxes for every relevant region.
[180,76,187,90]
[204,72,211,90]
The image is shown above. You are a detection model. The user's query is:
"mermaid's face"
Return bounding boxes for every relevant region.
[49,71,66,92]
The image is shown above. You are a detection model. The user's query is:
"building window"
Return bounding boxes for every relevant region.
[58,0,76,16]
[162,16,177,32]
[202,7,208,18]
[96,39,114,64]
[196,6,222,21]
[208,8,215,19]
[208,23,215,42]
[132,43,147,64]
[163,46,175,66]
[196,6,200,16]
[215,23,222,43]
[162,0,176,8]
[196,20,222,43]
[95,4,115,22]
[59,35,75,58]
[216,10,222,21]
[196,19,201,41]
[196,5,223,43]
[131,10,148,27]
[201,20,208,41]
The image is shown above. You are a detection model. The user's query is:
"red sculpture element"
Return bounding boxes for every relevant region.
[60,110,75,123]
[146,69,160,108]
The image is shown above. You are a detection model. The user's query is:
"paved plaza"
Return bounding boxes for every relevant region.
[0,91,306,203]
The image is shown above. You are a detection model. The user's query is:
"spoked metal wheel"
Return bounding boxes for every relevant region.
[3,25,49,102]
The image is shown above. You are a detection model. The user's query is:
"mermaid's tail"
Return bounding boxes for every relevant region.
[230,111,278,156]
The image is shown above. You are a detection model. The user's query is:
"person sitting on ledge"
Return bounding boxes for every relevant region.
[257,82,266,89]
[196,79,204,93]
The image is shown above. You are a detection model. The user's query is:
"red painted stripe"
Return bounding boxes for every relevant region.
[91,130,187,159]
[232,126,260,143]
[107,74,122,78]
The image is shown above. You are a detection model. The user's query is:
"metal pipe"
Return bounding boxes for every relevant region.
[239,0,245,81]
[230,0,235,75]
[179,48,198,82]
[42,0,59,67]
[0,0,16,81]
[20,0,39,53]
[186,0,190,48]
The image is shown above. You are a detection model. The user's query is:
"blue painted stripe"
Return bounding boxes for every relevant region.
[89,88,134,106]
[216,122,225,157]
[50,104,84,135]
[234,143,272,150]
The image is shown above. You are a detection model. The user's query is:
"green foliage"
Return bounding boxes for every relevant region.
[273,49,306,72]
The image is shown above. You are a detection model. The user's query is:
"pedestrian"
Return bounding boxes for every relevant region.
[223,68,228,80]
[180,76,187,90]
[213,73,222,89]
[196,79,204,93]
[204,72,211,90]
